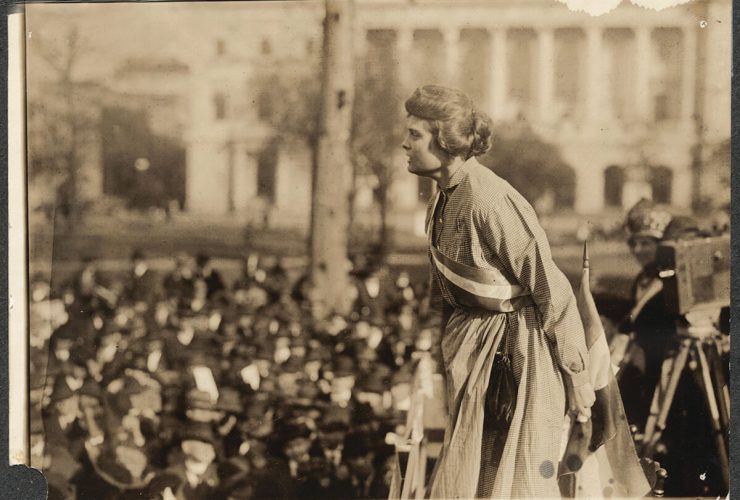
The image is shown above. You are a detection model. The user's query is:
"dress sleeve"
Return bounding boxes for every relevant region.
[477,193,590,387]
[427,266,453,333]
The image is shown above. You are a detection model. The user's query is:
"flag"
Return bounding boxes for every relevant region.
[558,241,651,498]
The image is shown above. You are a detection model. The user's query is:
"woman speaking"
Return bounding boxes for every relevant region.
[401,85,595,498]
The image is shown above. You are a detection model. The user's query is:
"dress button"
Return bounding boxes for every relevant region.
[569,362,580,372]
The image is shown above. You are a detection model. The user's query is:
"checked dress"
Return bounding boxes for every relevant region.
[423,157,591,499]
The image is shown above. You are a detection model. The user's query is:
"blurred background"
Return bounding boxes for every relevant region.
[25,0,730,278]
[23,1,730,498]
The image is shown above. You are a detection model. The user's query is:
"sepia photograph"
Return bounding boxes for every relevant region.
[8,0,731,498]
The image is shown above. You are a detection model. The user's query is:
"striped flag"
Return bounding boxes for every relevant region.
[558,241,651,498]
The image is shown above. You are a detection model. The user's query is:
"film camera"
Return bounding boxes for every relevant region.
[641,232,730,490]
[654,233,730,316]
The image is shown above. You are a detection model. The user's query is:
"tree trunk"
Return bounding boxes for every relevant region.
[378,184,391,263]
[65,78,79,232]
[310,0,355,319]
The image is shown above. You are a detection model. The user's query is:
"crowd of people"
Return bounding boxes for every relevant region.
[28,198,730,499]
[31,249,441,499]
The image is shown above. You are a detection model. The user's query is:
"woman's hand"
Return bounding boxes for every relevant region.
[567,382,596,421]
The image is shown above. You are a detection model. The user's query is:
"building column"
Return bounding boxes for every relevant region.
[491,28,508,122]
[442,27,460,88]
[585,26,603,123]
[681,26,697,123]
[396,27,414,96]
[537,28,555,125]
[635,26,653,124]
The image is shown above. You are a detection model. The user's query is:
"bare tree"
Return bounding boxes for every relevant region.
[310,0,356,319]
[27,26,97,230]
[352,54,405,261]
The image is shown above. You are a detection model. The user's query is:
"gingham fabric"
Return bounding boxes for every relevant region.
[423,157,590,499]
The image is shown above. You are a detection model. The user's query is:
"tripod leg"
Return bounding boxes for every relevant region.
[642,340,690,458]
[693,342,730,490]
[708,339,730,428]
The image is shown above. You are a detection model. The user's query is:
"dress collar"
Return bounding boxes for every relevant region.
[438,156,476,191]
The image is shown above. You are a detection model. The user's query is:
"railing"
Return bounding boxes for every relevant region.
[388,351,436,500]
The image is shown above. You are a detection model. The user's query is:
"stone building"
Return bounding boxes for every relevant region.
[25,0,732,231]
[179,0,730,231]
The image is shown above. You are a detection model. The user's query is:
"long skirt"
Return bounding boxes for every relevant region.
[427,306,567,499]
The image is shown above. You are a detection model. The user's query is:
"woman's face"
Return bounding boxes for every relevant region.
[402,116,447,177]
[629,236,659,268]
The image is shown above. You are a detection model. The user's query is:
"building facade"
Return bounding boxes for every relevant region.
[181,0,730,231]
[26,0,731,230]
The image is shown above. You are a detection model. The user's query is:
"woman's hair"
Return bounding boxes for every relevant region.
[404,85,492,159]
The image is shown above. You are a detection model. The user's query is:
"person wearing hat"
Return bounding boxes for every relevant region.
[273,420,317,497]
[236,439,295,500]
[87,322,132,385]
[195,252,226,301]
[615,199,677,427]
[616,200,725,496]
[43,377,86,466]
[124,248,162,308]
[339,431,386,499]
[145,470,184,500]
[215,387,244,459]
[351,263,395,322]
[78,377,106,445]
[163,252,196,309]
[314,404,351,472]
[240,393,276,440]
[161,420,220,499]
[46,315,96,382]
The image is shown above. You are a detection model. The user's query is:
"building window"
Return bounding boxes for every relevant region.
[604,29,637,124]
[507,29,538,121]
[412,30,445,87]
[554,28,585,121]
[216,39,226,56]
[604,165,625,207]
[306,39,315,55]
[459,29,491,109]
[257,75,279,120]
[257,142,278,203]
[261,38,272,56]
[652,28,683,122]
[213,93,228,120]
[650,165,673,204]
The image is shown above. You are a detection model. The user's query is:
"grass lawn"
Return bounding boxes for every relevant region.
[30,214,640,301]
